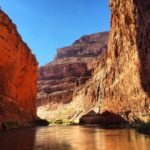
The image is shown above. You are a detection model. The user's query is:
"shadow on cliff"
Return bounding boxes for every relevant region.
[135,1,150,111]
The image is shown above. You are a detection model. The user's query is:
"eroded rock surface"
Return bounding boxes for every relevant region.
[0,10,38,127]
[37,32,109,120]
[72,0,150,123]
[98,0,150,122]
[38,0,150,123]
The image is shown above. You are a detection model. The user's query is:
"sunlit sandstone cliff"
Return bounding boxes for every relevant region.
[37,32,109,120]
[38,0,150,123]
[97,0,150,123]
[78,0,150,123]
[0,10,38,127]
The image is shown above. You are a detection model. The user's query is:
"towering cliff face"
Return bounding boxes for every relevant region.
[79,0,150,123]
[98,0,150,122]
[37,32,109,120]
[0,10,38,126]
[38,0,150,123]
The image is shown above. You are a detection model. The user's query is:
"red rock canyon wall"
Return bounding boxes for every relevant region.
[0,10,38,125]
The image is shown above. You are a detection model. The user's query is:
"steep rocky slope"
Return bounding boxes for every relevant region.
[0,10,38,128]
[75,0,150,123]
[90,0,150,123]
[37,32,109,119]
[99,0,150,123]
[38,0,150,123]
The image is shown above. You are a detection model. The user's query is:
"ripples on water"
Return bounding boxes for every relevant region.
[0,125,150,150]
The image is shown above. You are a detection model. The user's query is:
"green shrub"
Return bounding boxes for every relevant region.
[55,120,63,124]
[48,119,74,125]
[33,119,49,126]
[137,122,150,135]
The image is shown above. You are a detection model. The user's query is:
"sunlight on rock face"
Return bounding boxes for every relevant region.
[37,32,109,121]
[37,0,150,124]
[0,10,38,125]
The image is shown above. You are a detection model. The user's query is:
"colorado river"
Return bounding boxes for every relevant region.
[0,125,150,150]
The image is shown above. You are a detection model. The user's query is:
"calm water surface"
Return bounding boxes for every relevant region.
[0,125,150,150]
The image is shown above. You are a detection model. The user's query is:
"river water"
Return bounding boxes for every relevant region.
[0,125,150,150]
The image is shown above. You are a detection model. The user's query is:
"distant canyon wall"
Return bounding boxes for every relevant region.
[0,10,38,125]
[37,32,109,120]
[37,32,108,106]
[38,0,150,123]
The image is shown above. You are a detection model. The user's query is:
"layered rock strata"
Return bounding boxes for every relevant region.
[0,10,38,127]
[38,0,150,123]
[37,32,109,120]
[39,0,150,123]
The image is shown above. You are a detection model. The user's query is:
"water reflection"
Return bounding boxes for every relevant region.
[0,128,36,150]
[0,125,150,150]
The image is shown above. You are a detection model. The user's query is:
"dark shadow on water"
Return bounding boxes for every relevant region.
[0,127,72,150]
[0,128,36,150]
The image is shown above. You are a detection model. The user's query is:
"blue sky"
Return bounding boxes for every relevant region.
[1,0,110,66]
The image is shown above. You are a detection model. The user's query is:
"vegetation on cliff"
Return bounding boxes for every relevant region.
[137,122,150,135]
